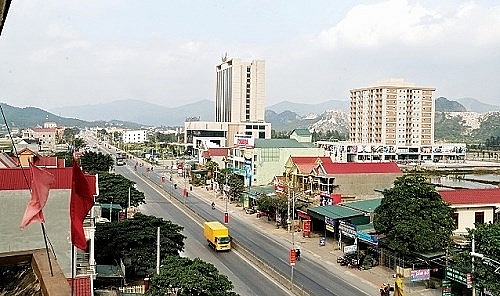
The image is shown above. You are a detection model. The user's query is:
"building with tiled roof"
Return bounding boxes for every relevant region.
[22,127,60,152]
[200,147,229,169]
[439,188,500,234]
[312,162,402,200]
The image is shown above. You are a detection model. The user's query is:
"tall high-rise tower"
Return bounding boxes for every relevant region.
[215,58,265,123]
[349,79,435,147]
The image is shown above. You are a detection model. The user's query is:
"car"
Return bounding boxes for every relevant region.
[245,207,257,214]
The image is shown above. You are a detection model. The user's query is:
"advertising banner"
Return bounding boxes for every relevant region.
[410,269,430,282]
[234,134,254,148]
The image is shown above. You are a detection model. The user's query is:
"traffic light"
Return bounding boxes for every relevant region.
[224,212,229,224]
[289,249,296,265]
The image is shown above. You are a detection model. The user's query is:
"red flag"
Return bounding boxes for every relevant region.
[70,160,94,250]
[20,163,55,229]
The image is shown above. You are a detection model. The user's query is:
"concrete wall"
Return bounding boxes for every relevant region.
[454,206,494,234]
[332,172,402,199]
[0,190,73,276]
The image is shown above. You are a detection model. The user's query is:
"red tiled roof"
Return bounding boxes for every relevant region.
[290,156,333,165]
[67,276,91,296]
[439,188,500,205]
[207,148,229,157]
[0,167,97,195]
[31,128,56,132]
[290,156,334,174]
[320,162,402,174]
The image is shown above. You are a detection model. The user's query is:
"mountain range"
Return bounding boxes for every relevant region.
[1,97,499,141]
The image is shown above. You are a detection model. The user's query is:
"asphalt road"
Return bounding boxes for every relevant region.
[89,135,375,296]
[117,165,291,296]
[120,163,375,296]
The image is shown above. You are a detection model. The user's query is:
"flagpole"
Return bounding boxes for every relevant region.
[156,226,160,275]
[71,244,75,296]
[40,223,54,276]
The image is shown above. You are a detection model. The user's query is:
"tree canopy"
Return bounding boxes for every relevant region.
[373,174,455,256]
[452,223,500,295]
[145,256,238,296]
[95,213,185,278]
[97,172,145,207]
[80,151,114,173]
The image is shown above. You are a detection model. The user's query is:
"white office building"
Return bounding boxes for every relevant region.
[123,130,147,143]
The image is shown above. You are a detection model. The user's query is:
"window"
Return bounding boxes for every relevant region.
[475,212,484,225]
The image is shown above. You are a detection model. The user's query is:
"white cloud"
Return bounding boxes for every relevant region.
[316,0,500,50]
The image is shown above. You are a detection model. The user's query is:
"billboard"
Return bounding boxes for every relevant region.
[234,134,254,148]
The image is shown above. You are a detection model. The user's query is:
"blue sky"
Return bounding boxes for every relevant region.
[1,0,499,109]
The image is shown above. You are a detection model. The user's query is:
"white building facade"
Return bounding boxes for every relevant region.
[123,130,147,143]
[215,58,265,123]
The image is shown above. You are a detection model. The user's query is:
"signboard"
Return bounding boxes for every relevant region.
[325,216,335,233]
[441,280,452,296]
[445,267,469,286]
[289,249,296,266]
[244,158,252,187]
[234,134,254,148]
[410,269,430,282]
[343,244,357,254]
[339,220,357,238]
[302,220,311,237]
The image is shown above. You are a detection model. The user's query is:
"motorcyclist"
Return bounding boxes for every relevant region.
[295,248,301,260]
[211,202,215,210]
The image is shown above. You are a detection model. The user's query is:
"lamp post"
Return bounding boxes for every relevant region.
[109,196,113,222]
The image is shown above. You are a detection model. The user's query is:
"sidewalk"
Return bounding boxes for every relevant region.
[155,161,441,296]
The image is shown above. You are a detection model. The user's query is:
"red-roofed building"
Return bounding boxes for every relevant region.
[312,162,402,200]
[200,147,229,169]
[439,188,500,234]
[284,156,334,192]
[22,127,63,152]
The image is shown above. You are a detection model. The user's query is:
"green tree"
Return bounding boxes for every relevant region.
[452,223,500,295]
[204,160,219,180]
[373,174,455,256]
[95,213,185,278]
[228,174,244,203]
[62,127,80,143]
[54,151,73,167]
[97,172,145,207]
[255,193,287,221]
[80,151,114,173]
[145,256,238,296]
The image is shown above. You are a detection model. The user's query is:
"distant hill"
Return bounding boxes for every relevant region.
[265,110,315,131]
[267,100,349,115]
[0,102,143,130]
[435,97,466,112]
[50,99,214,127]
[456,97,500,113]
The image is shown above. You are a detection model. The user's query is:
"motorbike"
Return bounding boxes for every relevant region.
[211,202,215,210]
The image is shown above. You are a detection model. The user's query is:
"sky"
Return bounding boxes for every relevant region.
[0,0,499,110]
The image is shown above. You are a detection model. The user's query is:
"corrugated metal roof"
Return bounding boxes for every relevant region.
[320,162,402,174]
[341,198,382,213]
[307,204,363,220]
[439,188,500,205]
[254,139,314,148]
[291,129,311,136]
[0,167,97,195]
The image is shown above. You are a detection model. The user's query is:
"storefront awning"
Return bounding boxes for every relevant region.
[307,205,363,221]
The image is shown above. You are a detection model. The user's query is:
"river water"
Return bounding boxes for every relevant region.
[429,174,500,189]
